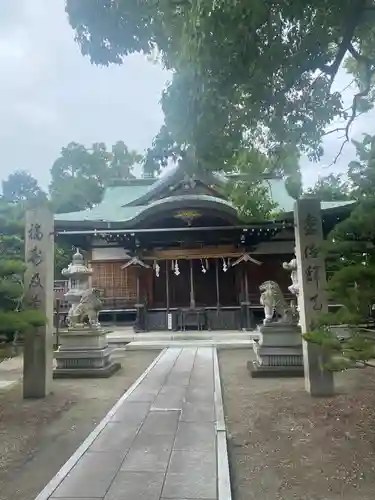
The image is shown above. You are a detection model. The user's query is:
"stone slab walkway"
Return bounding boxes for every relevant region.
[36,347,230,500]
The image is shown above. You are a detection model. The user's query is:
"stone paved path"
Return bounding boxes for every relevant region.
[37,347,223,500]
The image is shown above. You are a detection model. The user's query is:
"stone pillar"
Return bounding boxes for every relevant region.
[23,207,54,398]
[294,198,334,396]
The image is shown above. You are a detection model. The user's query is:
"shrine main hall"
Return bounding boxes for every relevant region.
[54,165,353,331]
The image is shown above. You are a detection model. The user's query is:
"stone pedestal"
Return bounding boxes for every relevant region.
[53,327,121,378]
[249,323,304,378]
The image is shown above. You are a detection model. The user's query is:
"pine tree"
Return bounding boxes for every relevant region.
[0,199,45,346]
[304,135,375,370]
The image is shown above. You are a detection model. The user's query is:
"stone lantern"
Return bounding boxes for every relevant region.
[54,249,120,378]
[62,248,92,323]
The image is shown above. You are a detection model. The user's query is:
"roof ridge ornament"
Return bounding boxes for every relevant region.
[231,253,262,266]
[121,256,150,269]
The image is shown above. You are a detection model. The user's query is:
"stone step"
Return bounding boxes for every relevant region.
[122,339,255,350]
[107,331,259,345]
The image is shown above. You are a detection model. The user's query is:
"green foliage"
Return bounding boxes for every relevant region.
[2,171,47,205]
[55,241,73,279]
[143,125,185,177]
[0,201,45,343]
[306,133,375,369]
[66,0,375,184]
[306,174,351,201]
[304,327,375,370]
[223,149,278,220]
[348,134,375,198]
[50,141,142,213]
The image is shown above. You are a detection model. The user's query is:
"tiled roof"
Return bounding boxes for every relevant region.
[54,166,355,226]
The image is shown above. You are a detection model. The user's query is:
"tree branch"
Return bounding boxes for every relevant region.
[320,0,367,85]
[325,42,375,167]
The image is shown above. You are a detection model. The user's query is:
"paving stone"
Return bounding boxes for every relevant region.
[174,422,216,452]
[104,471,164,500]
[180,401,215,422]
[141,410,180,434]
[158,386,187,399]
[120,442,172,472]
[110,402,150,423]
[168,449,216,475]
[126,389,160,403]
[90,422,140,453]
[164,375,191,386]
[186,386,214,403]
[162,470,217,499]
[51,451,123,498]
[152,386,187,409]
[132,431,175,450]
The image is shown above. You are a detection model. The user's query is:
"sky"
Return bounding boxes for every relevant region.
[0,0,373,191]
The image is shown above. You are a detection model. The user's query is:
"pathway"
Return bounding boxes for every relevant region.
[35,347,231,500]
[0,355,23,391]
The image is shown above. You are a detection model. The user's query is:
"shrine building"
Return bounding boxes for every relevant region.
[54,165,353,331]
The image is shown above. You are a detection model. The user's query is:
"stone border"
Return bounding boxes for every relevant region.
[34,348,167,500]
[213,348,232,500]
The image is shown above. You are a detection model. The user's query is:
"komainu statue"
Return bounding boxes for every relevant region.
[68,288,102,328]
[282,252,299,297]
[259,280,293,325]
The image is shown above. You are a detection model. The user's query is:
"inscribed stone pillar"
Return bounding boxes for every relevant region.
[23,208,54,398]
[294,198,334,396]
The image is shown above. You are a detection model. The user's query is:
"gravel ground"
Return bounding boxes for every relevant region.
[0,350,159,500]
[219,349,375,500]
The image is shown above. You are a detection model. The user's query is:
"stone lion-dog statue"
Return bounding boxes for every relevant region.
[68,288,103,329]
[259,280,293,325]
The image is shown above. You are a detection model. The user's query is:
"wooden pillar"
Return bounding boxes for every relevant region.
[136,267,140,305]
[294,198,334,396]
[189,259,195,309]
[134,266,146,331]
[165,259,170,311]
[244,264,251,329]
[23,207,54,398]
[215,258,220,310]
[244,264,249,302]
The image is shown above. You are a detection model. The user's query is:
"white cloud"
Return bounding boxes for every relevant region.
[0,0,169,188]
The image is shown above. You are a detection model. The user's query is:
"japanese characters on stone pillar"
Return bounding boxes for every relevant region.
[294,198,334,397]
[23,208,54,398]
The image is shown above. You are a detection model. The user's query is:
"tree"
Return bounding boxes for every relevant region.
[306,174,351,201]
[304,134,375,369]
[50,141,141,213]
[65,0,375,179]
[347,133,375,198]
[110,140,142,180]
[2,170,47,205]
[224,147,302,220]
[0,199,45,344]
